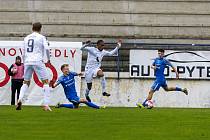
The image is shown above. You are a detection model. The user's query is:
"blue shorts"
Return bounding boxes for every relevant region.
[67,96,80,104]
[151,80,168,91]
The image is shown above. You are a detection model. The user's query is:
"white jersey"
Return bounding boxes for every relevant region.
[81,45,119,70]
[23,32,49,65]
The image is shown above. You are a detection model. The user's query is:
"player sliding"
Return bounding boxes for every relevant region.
[137,49,188,108]
[81,39,122,102]
[16,22,52,111]
[52,64,104,109]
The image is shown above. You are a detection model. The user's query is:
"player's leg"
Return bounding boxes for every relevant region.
[18,65,32,103]
[163,86,188,95]
[18,80,30,102]
[85,70,94,102]
[34,63,51,111]
[80,98,100,109]
[85,83,92,102]
[56,102,76,109]
[57,97,102,109]
[144,81,160,105]
[97,69,110,96]
[162,80,188,95]
[16,65,33,110]
[41,79,52,111]
[57,96,80,109]
[60,104,75,108]
[137,81,159,108]
[142,89,155,107]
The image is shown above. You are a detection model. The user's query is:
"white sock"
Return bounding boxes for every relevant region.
[101,76,106,93]
[18,84,29,103]
[43,84,50,106]
[85,88,90,96]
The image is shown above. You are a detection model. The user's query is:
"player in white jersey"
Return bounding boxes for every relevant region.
[16,22,52,111]
[81,39,122,102]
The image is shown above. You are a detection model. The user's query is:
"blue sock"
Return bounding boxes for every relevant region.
[85,102,100,109]
[60,104,74,109]
[142,99,148,107]
[175,87,182,91]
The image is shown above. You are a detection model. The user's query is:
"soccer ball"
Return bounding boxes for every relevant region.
[146,100,154,109]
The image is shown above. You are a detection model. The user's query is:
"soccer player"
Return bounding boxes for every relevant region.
[137,49,188,108]
[81,39,122,102]
[16,22,52,111]
[52,64,103,109]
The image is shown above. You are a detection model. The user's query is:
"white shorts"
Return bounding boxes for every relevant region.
[85,67,101,83]
[24,62,49,81]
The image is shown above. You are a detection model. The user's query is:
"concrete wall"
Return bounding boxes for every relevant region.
[1,0,210,44]
[80,73,210,108]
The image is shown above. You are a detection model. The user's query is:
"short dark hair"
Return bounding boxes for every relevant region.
[158,49,165,53]
[97,40,104,45]
[32,22,42,32]
[16,56,21,60]
[61,64,69,71]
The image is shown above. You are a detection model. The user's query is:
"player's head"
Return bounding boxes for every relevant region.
[32,22,42,32]
[97,40,105,51]
[158,49,165,58]
[61,64,70,75]
[15,56,21,64]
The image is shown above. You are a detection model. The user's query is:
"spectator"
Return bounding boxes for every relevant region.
[8,56,24,105]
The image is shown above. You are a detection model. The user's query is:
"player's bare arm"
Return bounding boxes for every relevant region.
[46,51,51,64]
[117,39,122,48]
[77,73,83,77]
[151,65,156,70]
[51,82,60,88]
[80,40,91,50]
[171,66,179,79]
[44,38,51,64]
[104,39,122,56]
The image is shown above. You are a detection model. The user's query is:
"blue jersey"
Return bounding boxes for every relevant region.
[152,57,172,81]
[57,72,78,99]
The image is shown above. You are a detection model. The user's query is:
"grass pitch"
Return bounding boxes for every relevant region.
[0,106,209,140]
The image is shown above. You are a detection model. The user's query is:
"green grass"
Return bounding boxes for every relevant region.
[0,106,210,140]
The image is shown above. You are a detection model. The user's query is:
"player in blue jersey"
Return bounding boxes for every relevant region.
[137,49,188,108]
[51,64,104,109]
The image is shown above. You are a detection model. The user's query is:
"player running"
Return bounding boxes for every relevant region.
[16,22,52,111]
[81,39,122,102]
[137,49,188,108]
[52,64,104,109]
